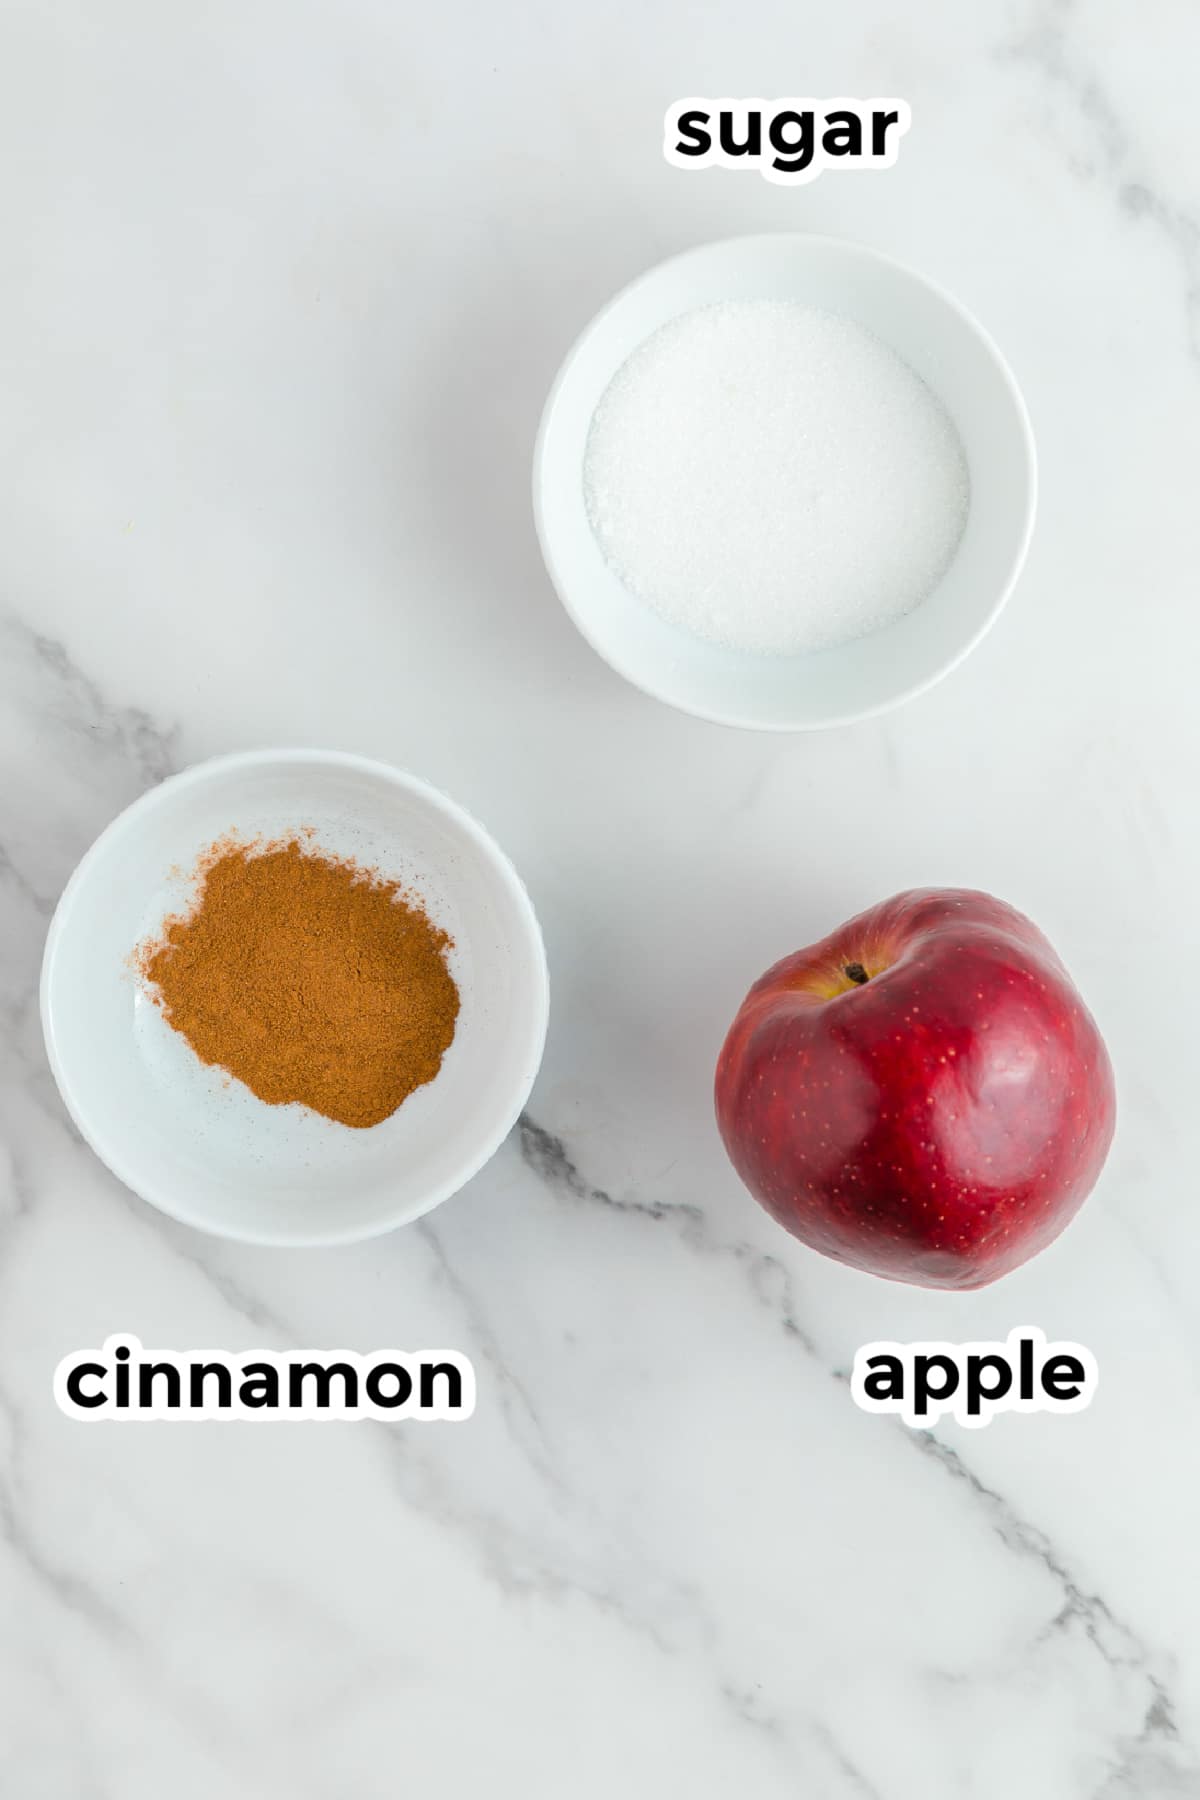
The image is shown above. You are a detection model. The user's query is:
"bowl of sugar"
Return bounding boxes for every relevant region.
[533,234,1035,730]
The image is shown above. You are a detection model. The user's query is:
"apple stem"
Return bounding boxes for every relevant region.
[844,962,869,986]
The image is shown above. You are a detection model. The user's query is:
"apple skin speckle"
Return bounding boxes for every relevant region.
[714,889,1116,1291]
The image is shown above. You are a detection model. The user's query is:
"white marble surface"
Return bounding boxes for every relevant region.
[2,2,1199,1794]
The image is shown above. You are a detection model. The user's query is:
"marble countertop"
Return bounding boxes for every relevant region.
[3,4,1199,1796]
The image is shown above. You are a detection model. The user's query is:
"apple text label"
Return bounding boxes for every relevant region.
[663,97,911,186]
[54,1334,476,1422]
[850,1327,1097,1430]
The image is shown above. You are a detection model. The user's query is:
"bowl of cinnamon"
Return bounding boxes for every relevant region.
[40,749,549,1245]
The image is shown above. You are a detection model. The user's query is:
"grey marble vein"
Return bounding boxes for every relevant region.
[519,1113,826,1359]
[518,1113,706,1237]
[519,1109,1197,1784]
[0,1385,133,1643]
[919,1431,1196,1787]
[0,1136,38,1253]
[416,1213,566,1493]
[16,620,180,794]
[0,841,53,920]
[1095,1689,1199,1799]
[1005,4,1200,357]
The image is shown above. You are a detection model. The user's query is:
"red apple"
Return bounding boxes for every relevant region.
[714,889,1115,1289]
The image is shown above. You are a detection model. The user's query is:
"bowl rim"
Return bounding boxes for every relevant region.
[532,231,1038,732]
[39,747,551,1246]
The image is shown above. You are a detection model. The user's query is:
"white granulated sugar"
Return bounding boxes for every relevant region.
[583,301,970,656]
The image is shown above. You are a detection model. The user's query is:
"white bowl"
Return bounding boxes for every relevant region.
[534,234,1036,730]
[41,750,549,1246]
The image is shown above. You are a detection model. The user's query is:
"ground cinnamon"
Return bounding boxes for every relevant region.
[138,836,460,1128]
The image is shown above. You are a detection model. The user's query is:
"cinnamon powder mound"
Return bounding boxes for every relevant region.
[137,837,460,1129]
